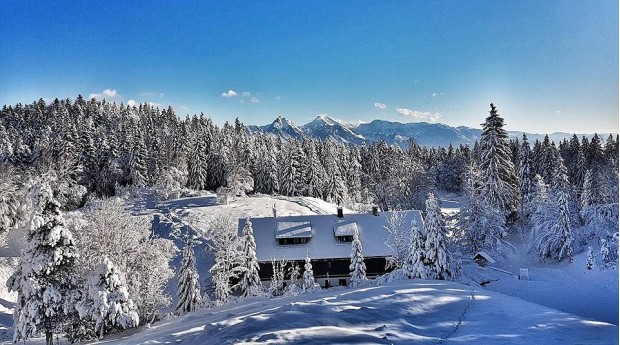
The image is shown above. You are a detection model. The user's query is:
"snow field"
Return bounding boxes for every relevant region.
[95,279,617,345]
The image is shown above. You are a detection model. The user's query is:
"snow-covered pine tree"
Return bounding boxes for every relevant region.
[349,229,367,287]
[79,258,139,339]
[536,189,574,262]
[423,193,452,280]
[238,218,261,297]
[176,241,201,314]
[478,103,518,216]
[7,183,77,344]
[460,162,505,250]
[302,254,318,292]
[586,246,595,270]
[129,129,149,188]
[403,225,428,279]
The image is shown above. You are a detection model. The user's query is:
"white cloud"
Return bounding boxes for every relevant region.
[374,102,387,110]
[396,107,441,122]
[250,96,260,103]
[89,88,120,101]
[242,91,252,97]
[139,91,165,98]
[127,99,137,107]
[432,93,438,97]
[221,89,238,97]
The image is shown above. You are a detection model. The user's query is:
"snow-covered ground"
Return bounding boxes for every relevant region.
[0,192,617,344]
[93,279,617,345]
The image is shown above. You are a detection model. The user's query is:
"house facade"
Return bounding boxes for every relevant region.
[238,208,424,288]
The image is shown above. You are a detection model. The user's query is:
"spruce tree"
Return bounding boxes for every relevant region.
[349,229,367,287]
[7,183,77,344]
[478,103,518,215]
[536,190,574,262]
[403,225,428,279]
[423,193,452,280]
[176,241,201,313]
[238,218,261,296]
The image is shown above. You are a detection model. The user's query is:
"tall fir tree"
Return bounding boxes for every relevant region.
[238,218,261,296]
[478,103,518,216]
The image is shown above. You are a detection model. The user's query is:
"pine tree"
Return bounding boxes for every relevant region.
[302,254,317,292]
[79,258,139,339]
[460,162,505,250]
[403,225,428,279]
[478,103,518,215]
[349,229,367,287]
[176,241,201,313]
[7,183,77,344]
[423,193,452,280]
[238,218,261,296]
[536,190,574,262]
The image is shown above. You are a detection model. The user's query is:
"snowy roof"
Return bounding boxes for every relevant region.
[473,251,496,264]
[333,221,358,237]
[239,210,424,262]
[276,221,312,239]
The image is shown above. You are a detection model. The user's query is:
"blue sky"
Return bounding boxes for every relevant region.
[0,1,617,133]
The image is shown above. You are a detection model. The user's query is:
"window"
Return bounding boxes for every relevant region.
[278,237,310,245]
[336,235,353,243]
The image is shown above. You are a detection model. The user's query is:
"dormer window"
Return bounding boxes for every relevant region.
[276,221,312,246]
[334,221,358,243]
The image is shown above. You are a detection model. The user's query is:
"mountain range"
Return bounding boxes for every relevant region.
[247,115,614,148]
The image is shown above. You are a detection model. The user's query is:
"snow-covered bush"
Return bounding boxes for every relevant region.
[383,212,412,269]
[269,257,288,297]
[77,257,139,339]
[72,197,176,325]
[155,166,188,200]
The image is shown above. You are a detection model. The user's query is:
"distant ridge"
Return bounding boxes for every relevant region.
[248,115,616,148]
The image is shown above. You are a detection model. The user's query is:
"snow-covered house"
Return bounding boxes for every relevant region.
[238,208,424,288]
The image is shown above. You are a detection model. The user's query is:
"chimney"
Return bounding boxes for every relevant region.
[337,206,344,218]
[372,206,379,216]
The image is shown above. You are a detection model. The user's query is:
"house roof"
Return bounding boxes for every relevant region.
[473,251,496,264]
[238,210,424,262]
